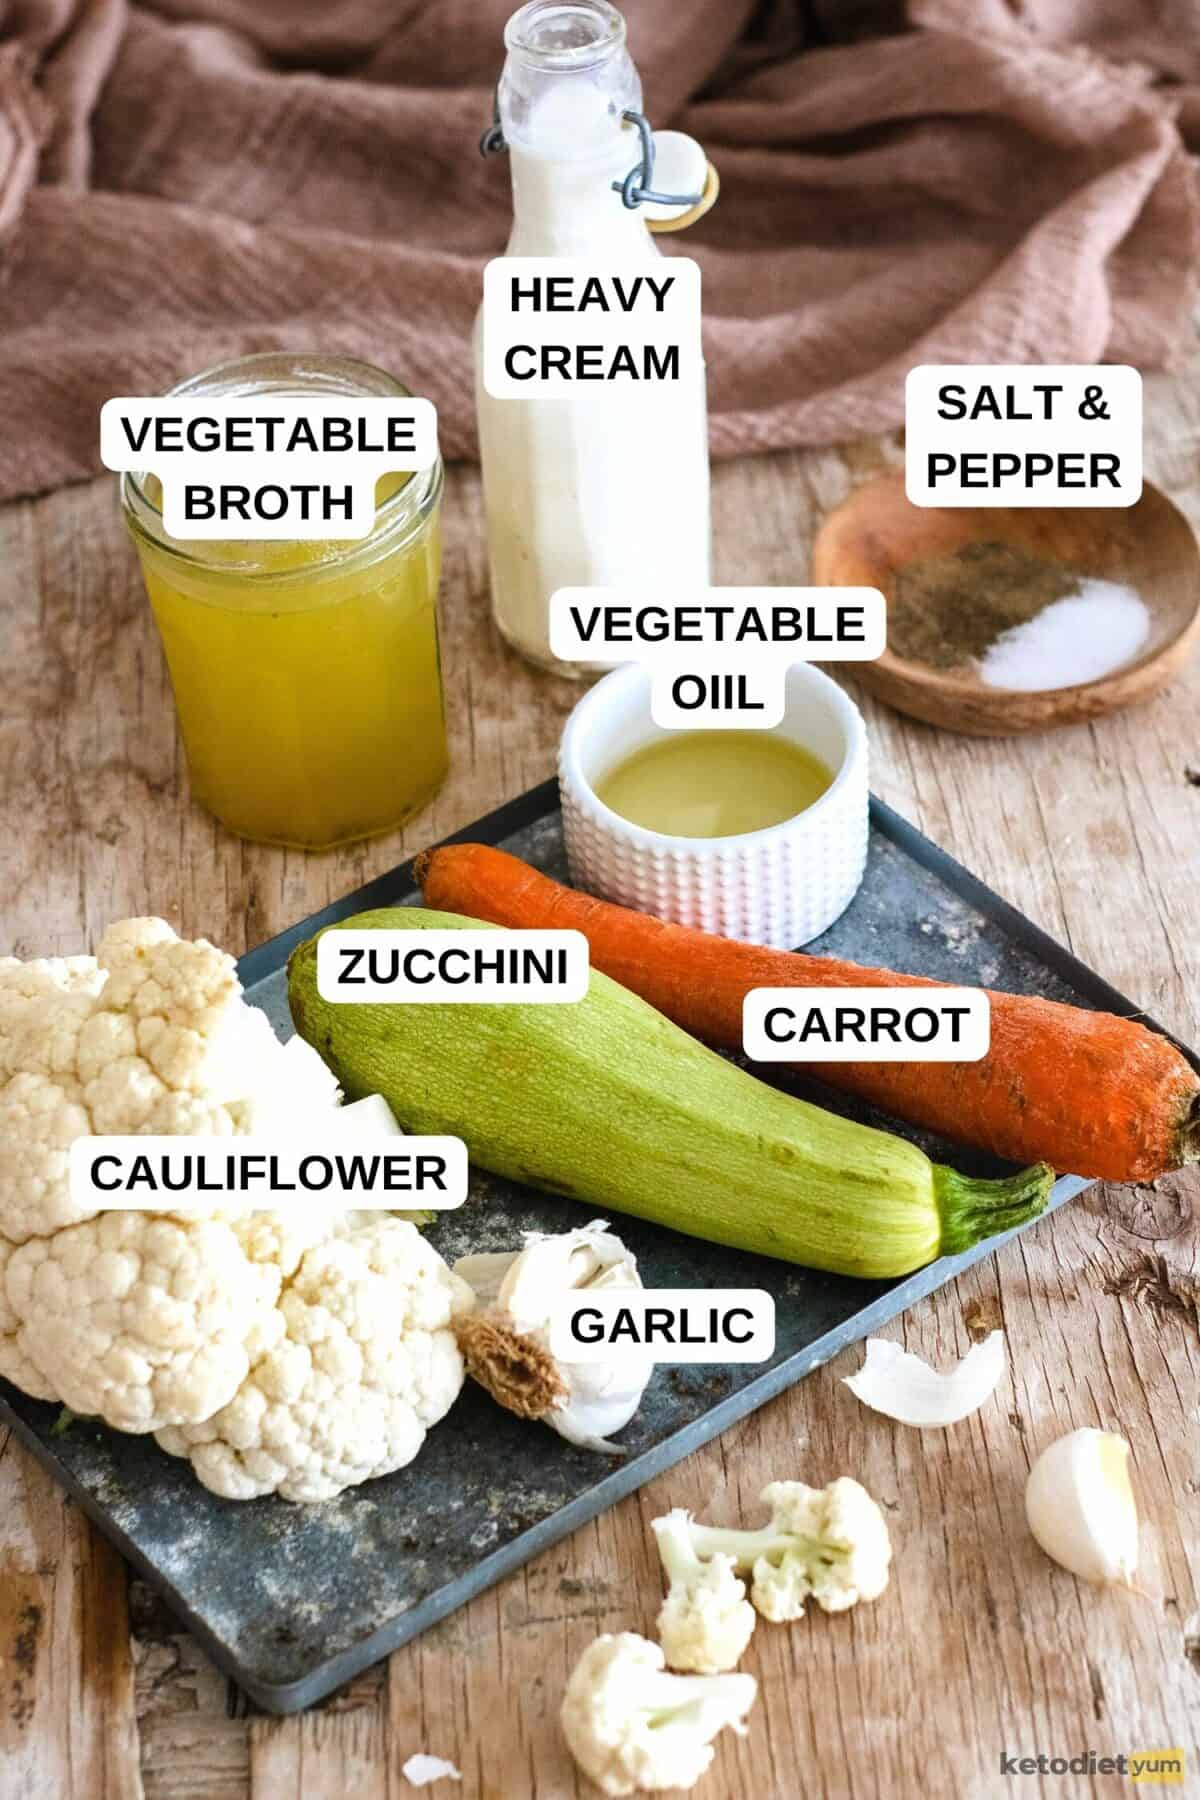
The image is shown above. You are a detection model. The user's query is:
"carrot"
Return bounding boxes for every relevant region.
[415,842,1200,1183]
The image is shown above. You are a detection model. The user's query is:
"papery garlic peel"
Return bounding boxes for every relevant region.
[843,1330,1006,1427]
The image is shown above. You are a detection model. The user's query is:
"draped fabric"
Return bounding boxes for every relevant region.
[0,0,1194,496]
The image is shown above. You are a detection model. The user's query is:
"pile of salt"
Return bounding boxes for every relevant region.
[977,578,1150,692]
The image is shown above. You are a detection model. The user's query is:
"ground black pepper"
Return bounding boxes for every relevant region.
[889,541,1087,671]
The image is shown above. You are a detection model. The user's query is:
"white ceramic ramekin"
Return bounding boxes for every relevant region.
[558,663,869,948]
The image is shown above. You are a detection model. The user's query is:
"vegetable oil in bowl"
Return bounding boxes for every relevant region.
[595,731,832,839]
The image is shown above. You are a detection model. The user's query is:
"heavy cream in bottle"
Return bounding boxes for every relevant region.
[475,0,711,673]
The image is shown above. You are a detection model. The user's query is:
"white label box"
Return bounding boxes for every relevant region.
[317,928,590,1003]
[744,987,991,1062]
[99,395,439,539]
[550,586,886,728]
[69,1135,469,1210]
[905,365,1142,507]
[548,1289,776,1364]
[481,258,702,397]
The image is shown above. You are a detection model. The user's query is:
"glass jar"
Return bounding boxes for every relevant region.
[122,352,448,850]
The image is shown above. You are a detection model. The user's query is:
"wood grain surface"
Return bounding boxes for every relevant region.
[1,354,1198,1798]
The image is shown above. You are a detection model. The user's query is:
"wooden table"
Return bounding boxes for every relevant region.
[2,357,1198,1800]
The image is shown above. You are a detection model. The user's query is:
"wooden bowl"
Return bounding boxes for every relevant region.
[811,473,1200,735]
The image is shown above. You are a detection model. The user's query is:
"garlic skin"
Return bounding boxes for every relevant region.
[843,1331,1006,1427]
[401,1752,462,1787]
[1024,1428,1138,1584]
[453,1221,653,1453]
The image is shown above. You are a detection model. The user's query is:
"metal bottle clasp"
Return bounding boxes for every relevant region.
[480,99,703,213]
[479,91,506,158]
[609,111,703,211]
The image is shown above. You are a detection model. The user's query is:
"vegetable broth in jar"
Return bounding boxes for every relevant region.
[122,355,448,850]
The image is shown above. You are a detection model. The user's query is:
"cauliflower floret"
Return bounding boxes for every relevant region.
[0,1232,58,1401]
[94,918,250,1099]
[750,1479,892,1619]
[560,1632,756,1796]
[0,958,105,1080]
[230,1204,348,1283]
[5,1212,281,1433]
[0,1072,95,1240]
[155,1218,472,1502]
[651,1508,756,1673]
[0,920,341,1246]
[0,954,104,1010]
[686,1478,893,1622]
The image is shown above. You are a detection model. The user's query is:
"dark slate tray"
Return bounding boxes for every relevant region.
[2,782,1187,1713]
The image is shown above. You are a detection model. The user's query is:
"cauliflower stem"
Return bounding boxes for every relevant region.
[652,1508,756,1672]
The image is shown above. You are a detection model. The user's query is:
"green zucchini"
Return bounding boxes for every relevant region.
[287,908,1052,1279]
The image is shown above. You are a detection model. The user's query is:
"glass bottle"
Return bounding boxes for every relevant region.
[474,0,712,675]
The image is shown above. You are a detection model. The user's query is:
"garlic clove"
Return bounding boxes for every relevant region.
[451,1250,521,1309]
[1024,1427,1138,1584]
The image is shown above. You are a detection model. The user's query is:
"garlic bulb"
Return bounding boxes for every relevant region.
[1024,1427,1138,1584]
[453,1221,653,1453]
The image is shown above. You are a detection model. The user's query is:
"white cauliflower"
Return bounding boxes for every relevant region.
[0,918,463,1493]
[0,1233,57,1400]
[651,1508,756,1673]
[155,1218,473,1502]
[0,918,341,1245]
[5,1211,282,1432]
[560,1632,756,1796]
[685,1478,893,1621]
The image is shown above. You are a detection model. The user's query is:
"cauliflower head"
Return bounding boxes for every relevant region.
[560,1632,756,1796]
[651,1508,755,1673]
[156,1218,472,1502]
[0,918,352,1429]
[0,918,471,1503]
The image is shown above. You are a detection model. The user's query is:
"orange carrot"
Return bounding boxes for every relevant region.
[415,842,1200,1183]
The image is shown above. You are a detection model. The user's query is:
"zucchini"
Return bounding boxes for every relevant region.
[288,908,1052,1279]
